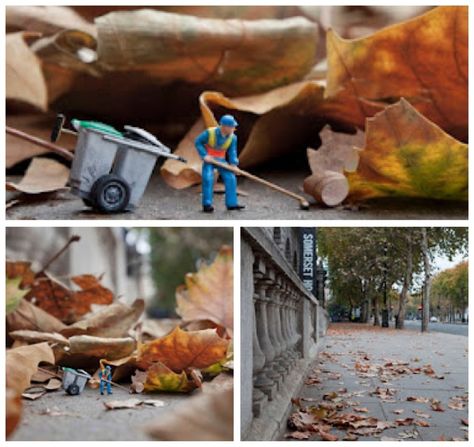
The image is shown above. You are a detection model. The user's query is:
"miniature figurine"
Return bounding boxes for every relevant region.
[99,365,113,395]
[194,114,245,213]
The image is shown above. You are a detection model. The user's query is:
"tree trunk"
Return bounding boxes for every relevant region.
[396,233,413,329]
[421,228,431,332]
[373,296,381,326]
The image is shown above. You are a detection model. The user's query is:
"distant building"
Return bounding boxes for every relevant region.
[6,227,154,305]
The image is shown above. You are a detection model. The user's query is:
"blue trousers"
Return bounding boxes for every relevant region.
[202,158,238,207]
[100,379,112,395]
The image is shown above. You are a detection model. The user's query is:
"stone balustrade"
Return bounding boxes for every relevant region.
[241,228,329,441]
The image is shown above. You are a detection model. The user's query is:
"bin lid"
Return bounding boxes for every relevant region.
[72,119,123,138]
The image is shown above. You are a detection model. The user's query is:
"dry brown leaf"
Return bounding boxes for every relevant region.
[7,298,67,335]
[6,387,22,438]
[96,10,317,96]
[6,264,114,324]
[6,342,55,394]
[137,326,229,372]
[44,378,62,390]
[9,330,69,346]
[147,387,233,441]
[326,6,468,142]
[6,158,69,194]
[286,431,312,440]
[66,335,136,361]
[414,419,430,427]
[104,398,165,410]
[6,32,47,111]
[407,396,429,403]
[176,246,233,335]
[61,298,144,338]
[22,389,47,400]
[6,6,96,35]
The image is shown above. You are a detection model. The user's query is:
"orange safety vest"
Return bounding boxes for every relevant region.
[205,127,233,157]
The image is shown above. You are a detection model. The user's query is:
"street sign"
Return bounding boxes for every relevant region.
[299,228,317,295]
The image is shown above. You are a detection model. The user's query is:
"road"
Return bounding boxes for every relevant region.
[403,320,468,337]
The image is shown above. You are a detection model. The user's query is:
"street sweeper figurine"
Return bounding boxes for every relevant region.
[99,365,113,396]
[195,115,245,213]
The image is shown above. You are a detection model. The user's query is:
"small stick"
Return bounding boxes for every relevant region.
[6,126,74,161]
[207,158,310,209]
[40,234,81,272]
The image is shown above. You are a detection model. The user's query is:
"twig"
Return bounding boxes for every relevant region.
[40,235,81,272]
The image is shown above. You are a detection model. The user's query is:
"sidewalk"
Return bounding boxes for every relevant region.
[284,323,468,441]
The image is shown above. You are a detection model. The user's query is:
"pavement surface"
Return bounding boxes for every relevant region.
[283,323,468,441]
[403,320,468,337]
[6,166,467,220]
[10,385,189,441]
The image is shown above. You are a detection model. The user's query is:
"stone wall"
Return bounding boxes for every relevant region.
[241,227,328,441]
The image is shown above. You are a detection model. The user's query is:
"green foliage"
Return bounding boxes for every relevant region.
[431,261,468,321]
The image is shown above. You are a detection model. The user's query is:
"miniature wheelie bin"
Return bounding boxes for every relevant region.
[62,367,92,395]
[51,115,187,213]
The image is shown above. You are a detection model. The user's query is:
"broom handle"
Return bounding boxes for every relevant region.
[207,158,309,207]
[6,126,74,161]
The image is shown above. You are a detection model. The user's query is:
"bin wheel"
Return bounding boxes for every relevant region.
[67,384,80,396]
[82,197,94,208]
[91,174,130,213]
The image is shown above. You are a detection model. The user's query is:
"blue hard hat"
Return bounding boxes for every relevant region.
[219,114,238,127]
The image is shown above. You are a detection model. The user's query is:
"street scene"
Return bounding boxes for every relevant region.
[241,227,468,441]
[6,227,233,441]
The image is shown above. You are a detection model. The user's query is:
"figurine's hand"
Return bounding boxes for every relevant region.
[203,155,213,164]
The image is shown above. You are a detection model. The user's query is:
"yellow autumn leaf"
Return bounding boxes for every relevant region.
[176,245,233,335]
[143,362,197,393]
[346,98,468,201]
[137,326,229,372]
[326,6,467,142]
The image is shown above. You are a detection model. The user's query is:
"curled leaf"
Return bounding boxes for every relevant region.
[176,246,233,335]
[346,99,468,202]
[137,326,229,372]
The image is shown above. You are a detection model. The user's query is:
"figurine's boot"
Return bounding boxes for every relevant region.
[227,204,245,211]
[203,205,214,213]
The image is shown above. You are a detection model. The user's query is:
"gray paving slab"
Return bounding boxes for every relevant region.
[282,323,468,442]
[6,165,467,220]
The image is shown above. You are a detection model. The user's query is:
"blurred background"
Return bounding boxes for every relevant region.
[6,227,233,317]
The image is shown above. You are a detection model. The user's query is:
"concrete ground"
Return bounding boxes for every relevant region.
[6,166,467,220]
[283,323,468,441]
[403,320,468,337]
[10,385,189,441]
